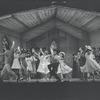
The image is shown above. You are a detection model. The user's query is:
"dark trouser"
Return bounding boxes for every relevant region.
[48,63,60,81]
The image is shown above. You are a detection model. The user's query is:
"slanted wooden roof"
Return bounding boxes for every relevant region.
[0,6,100,40]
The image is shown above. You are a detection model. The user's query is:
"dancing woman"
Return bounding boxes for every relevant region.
[0,41,17,81]
[25,52,34,80]
[11,48,21,81]
[57,52,72,80]
[81,46,100,80]
[37,48,50,80]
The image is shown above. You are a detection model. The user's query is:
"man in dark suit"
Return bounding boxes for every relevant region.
[48,49,61,82]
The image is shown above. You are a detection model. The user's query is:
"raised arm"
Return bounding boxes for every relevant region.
[40,48,45,55]
[32,48,40,58]
[50,47,54,56]
[11,41,15,50]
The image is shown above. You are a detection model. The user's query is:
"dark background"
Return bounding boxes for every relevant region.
[0,82,100,100]
[0,0,100,16]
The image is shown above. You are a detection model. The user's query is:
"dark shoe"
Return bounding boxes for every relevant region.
[56,79,61,82]
[80,77,84,80]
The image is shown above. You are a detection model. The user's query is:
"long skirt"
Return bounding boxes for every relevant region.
[37,62,50,74]
[57,62,72,74]
[12,58,21,69]
[81,58,100,73]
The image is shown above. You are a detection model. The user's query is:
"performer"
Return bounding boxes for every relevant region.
[25,52,34,80]
[11,48,21,81]
[37,48,50,80]
[31,53,37,78]
[20,49,27,80]
[0,41,17,81]
[50,41,57,55]
[72,53,79,78]
[48,49,61,82]
[57,52,72,80]
[32,47,40,73]
[81,45,100,80]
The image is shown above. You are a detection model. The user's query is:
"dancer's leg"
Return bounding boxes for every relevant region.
[90,72,95,81]
[84,72,88,80]
[7,67,17,80]
[1,64,7,79]
[48,64,53,78]
[52,63,61,81]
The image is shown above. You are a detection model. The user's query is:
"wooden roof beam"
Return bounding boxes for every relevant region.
[12,15,30,29]
[0,25,20,39]
[55,19,89,40]
[23,20,55,41]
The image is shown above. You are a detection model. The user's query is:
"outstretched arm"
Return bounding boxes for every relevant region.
[50,47,54,56]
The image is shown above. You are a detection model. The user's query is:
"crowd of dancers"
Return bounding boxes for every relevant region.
[0,40,100,82]
[0,41,72,82]
[73,46,100,80]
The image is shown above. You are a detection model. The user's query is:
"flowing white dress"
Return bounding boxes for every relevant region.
[37,55,50,74]
[57,57,72,74]
[25,57,33,72]
[11,53,21,69]
[81,52,100,73]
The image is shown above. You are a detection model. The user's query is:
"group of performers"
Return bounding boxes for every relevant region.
[0,39,100,82]
[0,41,72,82]
[73,46,100,80]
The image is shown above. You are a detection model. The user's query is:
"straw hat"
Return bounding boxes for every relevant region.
[85,45,92,51]
[59,52,65,56]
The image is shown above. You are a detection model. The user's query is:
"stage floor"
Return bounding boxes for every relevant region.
[2,78,100,83]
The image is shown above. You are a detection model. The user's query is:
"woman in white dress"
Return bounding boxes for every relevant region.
[25,53,34,80]
[11,48,21,81]
[37,48,50,80]
[57,52,72,80]
[81,45,100,80]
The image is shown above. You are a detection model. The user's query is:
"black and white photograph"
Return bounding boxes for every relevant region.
[0,0,100,100]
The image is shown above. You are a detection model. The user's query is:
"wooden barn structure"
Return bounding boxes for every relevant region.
[0,5,100,67]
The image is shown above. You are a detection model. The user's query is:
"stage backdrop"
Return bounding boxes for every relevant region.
[26,29,89,67]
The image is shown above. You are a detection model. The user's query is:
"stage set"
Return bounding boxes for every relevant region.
[0,4,100,82]
[1,0,100,100]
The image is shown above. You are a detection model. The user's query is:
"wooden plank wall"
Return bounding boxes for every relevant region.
[90,30,100,47]
[27,29,87,67]
[29,29,87,53]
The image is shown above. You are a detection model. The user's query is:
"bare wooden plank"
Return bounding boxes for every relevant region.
[55,19,89,40]
[0,19,21,33]
[30,12,40,24]
[85,18,100,32]
[0,25,20,39]
[23,20,55,41]
[44,10,49,21]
